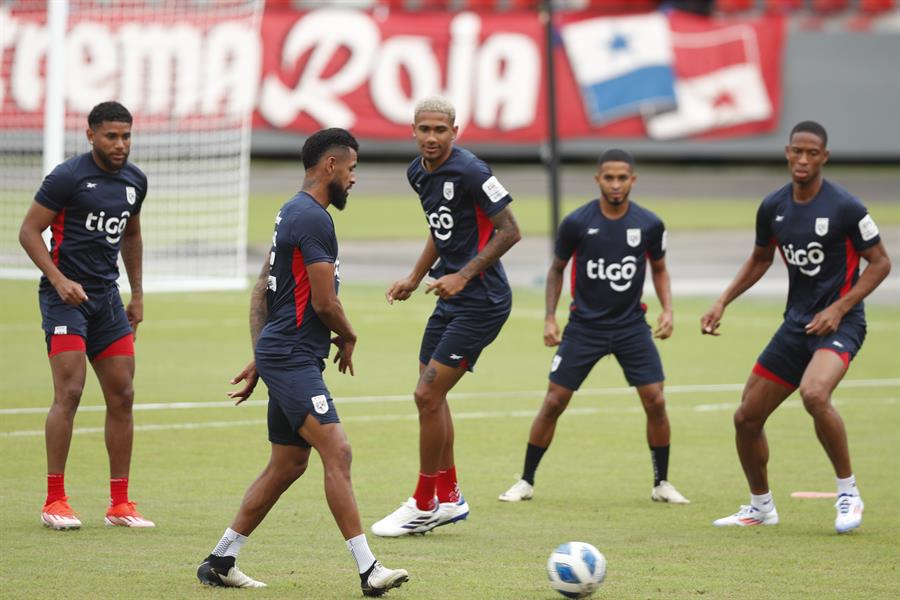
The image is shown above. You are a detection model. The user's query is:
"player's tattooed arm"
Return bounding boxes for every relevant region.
[249,257,270,349]
[427,207,521,299]
[543,257,567,347]
[458,207,521,281]
[228,258,268,404]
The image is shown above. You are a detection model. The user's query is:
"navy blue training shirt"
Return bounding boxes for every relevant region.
[755,179,881,325]
[34,152,147,285]
[556,200,666,328]
[407,147,513,304]
[255,192,339,360]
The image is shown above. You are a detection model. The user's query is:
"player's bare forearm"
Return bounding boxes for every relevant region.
[19,202,67,287]
[121,215,143,297]
[410,235,440,283]
[249,259,269,349]
[544,258,566,320]
[458,207,521,281]
[650,257,673,313]
[717,244,775,308]
[308,262,357,342]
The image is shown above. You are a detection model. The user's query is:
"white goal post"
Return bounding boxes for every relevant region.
[0,0,264,291]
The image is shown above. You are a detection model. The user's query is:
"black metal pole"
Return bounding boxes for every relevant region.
[541,0,562,243]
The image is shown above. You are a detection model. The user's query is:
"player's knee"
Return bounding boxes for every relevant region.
[413,387,443,414]
[799,383,831,416]
[106,385,135,416]
[733,406,761,432]
[541,394,570,419]
[52,383,84,414]
[641,392,666,418]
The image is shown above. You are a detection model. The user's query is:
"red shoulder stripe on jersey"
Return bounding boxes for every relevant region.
[570,250,577,299]
[818,347,850,368]
[840,237,860,298]
[50,208,66,267]
[93,333,135,361]
[292,247,311,328]
[49,334,86,357]
[752,362,797,390]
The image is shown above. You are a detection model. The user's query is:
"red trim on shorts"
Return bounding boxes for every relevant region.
[570,251,577,298]
[752,362,797,390]
[840,237,859,298]
[819,347,851,368]
[291,247,310,328]
[458,357,469,371]
[50,208,66,266]
[93,333,135,361]
[49,334,86,357]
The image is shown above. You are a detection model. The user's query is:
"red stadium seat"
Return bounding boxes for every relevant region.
[859,0,895,13]
[716,0,754,13]
[811,0,848,12]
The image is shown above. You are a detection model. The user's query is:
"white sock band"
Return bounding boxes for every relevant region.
[346,533,376,574]
[836,474,858,496]
[212,527,248,558]
[750,491,774,512]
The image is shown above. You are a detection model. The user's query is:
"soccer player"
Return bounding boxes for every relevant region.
[701,121,891,533]
[498,149,690,505]
[371,96,521,537]
[196,129,408,595]
[19,101,153,530]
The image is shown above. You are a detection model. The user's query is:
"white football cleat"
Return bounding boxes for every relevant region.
[834,494,864,534]
[362,561,409,597]
[498,479,534,502]
[434,494,469,528]
[713,505,779,527]
[371,497,440,537]
[651,480,690,504]
[197,555,267,588]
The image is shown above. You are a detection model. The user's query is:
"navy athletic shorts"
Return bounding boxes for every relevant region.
[419,295,512,371]
[549,319,664,390]
[755,317,866,389]
[255,354,340,448]
[39,281,133,360]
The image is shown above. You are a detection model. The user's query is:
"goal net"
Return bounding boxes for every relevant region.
[0,0,264,291]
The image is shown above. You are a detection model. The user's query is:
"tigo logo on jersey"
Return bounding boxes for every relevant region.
[427,207,455,241]
[781,242,825,277]
[443,181,454,200]
[815,218,829,237]
[125,186,136,205]
[85,210,131,244]
[586,255,638,291]
[311,394,328,415]
[626,228,641,247]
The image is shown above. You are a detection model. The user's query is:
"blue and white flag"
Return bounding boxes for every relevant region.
[561,13,676,125]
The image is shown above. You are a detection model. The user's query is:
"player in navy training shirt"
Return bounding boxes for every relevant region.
[498,149,690,506]
[371,97,521,537]
[702,122,891,533]
[19,101,154,530]
[197,129,408,595]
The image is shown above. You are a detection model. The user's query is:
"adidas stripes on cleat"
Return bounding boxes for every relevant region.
[41,497,82,530]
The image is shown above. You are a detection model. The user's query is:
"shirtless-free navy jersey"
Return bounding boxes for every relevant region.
[556,200,666,328]
[407,147,513,304]
[255,193,339,360]
[755,180,881,325]
[34,152,147,285]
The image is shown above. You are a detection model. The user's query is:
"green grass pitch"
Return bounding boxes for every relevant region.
[1,277,898,599]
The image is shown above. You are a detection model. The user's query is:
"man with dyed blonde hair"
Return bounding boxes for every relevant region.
[372,96,521,537]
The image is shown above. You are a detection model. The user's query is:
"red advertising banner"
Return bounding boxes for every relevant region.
[0,5,784,142]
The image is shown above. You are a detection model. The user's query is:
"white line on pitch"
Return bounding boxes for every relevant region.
[0,398,896,439]
[2,378,898,416]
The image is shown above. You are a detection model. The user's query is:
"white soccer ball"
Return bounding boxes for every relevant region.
[546,541,607,599]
